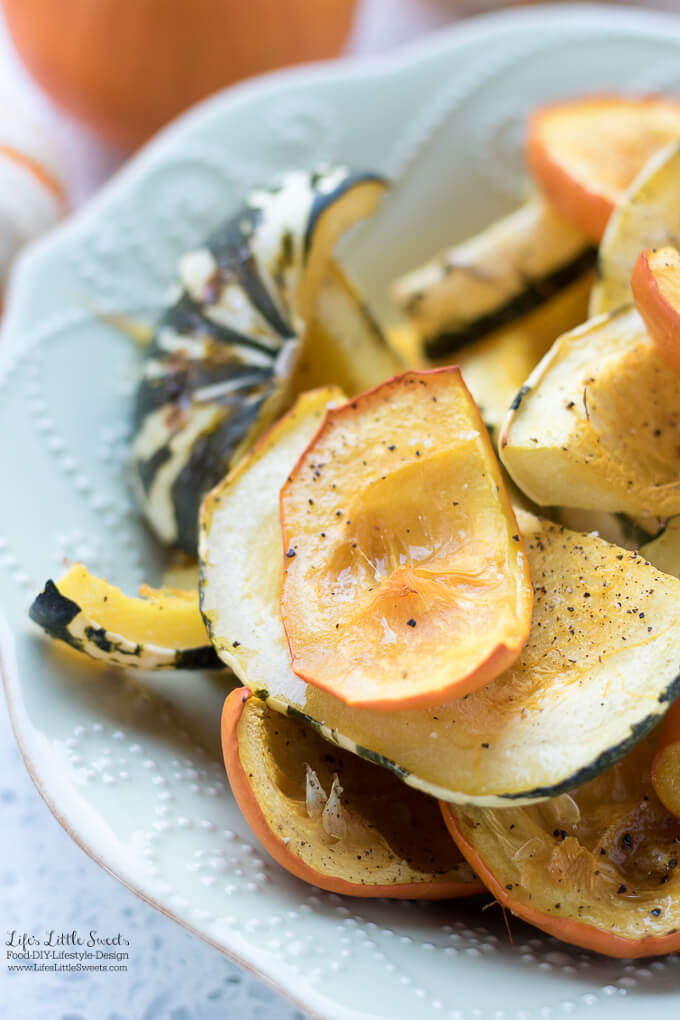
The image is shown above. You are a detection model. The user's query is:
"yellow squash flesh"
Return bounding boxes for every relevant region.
[291,261,402,397]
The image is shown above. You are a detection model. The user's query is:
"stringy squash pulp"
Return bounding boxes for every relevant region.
[279,368,533,710]
[223,688,481,897]
[442,732,680,956]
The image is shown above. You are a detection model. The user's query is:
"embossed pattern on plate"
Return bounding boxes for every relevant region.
[3,6,680,1018]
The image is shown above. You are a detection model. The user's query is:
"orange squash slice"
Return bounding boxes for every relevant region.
[222,687,482,898]
[442,731,680,957]
[652,698,680,820]
[527,95,680,242]
[279,368,533,711]
[632,246,680,378]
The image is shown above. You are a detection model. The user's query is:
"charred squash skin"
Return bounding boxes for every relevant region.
[222,687,482,898]
[442,733,680,957]
[132,166,388,553]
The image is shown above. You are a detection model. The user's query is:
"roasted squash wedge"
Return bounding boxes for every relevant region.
[632,246,680,377]
[290,260,402,397]
[591,140,680,316]
[390,197,594,362]
[132,166,387,552]
[442,731,680,957]
[201,390,680,806]
[500,306,680,522]
[527,95,680,243]
[30,563,221,670]
[279,368,533,710]
[389,273,593,441]
[223,687,482,898]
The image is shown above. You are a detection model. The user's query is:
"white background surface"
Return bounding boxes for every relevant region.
[2,3,679,1019]
[0,3,464,1019]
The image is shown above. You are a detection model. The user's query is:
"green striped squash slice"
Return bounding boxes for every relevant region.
[132,166,394,553]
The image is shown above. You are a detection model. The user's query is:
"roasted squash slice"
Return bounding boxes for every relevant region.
[290,260,402,397]
[527,95,680,243]
[132,166,387,552]
[279,368,533,710]
[223,688,482,898]
[391,197,595,361]
[591,140,680,316]
[442,731,680,957]
[388,273,593,441]
[201,390,680,805]
[500,306,680,522]
[30,563,221,670]
[632,246,680,377]
[453,273,593,439]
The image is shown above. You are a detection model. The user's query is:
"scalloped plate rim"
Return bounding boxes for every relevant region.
[4,5,680,1020]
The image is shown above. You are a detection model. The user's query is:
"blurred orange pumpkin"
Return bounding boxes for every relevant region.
[2,0,358,151]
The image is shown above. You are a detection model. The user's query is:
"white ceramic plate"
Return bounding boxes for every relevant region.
[4,6,680,1018]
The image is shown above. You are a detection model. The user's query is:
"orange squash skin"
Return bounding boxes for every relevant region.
[440,802,680,958]
[526,94,680,243]
[222,687,483,899]
[2,0,358,151]
[279,367,533,712]
[631,248,680,379]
